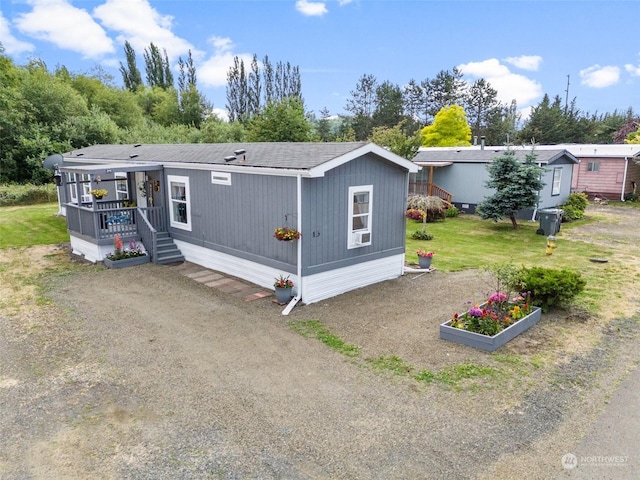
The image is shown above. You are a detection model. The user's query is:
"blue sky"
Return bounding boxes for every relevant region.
[1,0,639,121]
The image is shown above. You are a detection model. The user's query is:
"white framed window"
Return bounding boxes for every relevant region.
[67,173,77,203]
[587,162,600,172]
[348,185,372,249]
[211,171,231,185]
[168,175,191,230]
[551,168,562,196]
[115,172,129,200]
[68,173,91,204]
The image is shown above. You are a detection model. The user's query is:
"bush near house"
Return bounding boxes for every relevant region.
[561,192,589,222]
[516,266,586,312]
[407,194,446,222]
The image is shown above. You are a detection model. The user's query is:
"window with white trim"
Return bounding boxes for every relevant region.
[67,173,91,203]
[115,172,129,200]
[587,162,600,172]
[168,175,191,230]
[348,185,372,249]
[551,168,562,196]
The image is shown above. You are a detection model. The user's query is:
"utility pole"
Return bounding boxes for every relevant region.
[564,74,570,113]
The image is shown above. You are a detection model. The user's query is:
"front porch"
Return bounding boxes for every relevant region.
[60,163,183,265]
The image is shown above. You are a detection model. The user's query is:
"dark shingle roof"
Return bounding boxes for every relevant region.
[63,142,372,170]
[413,148,578,165]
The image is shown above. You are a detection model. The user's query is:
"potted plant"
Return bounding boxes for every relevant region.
[416,249,434,269]
[104,234,149,269]
[274,227,301,241]
[90,188,108,199]
[274,274,294,303]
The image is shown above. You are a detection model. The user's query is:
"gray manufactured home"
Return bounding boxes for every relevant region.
[54,142,419,304]
[411,147,578,219]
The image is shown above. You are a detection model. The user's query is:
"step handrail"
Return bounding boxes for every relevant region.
[136,207,158,263]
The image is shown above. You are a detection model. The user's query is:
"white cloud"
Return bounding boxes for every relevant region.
[0,11,34,55]
[624,63,640,77]
[295,0,328,17]
[338,0,354,5]
[93,0,195,61]
[579,64,620,88]
[504,55,542,72]
[457,58,543,106]
[15,0,114,58]
[198,36,253,88]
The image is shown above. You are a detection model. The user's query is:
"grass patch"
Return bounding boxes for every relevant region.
[0,203,68,248]
[365,355,414,375]
[289,320,361,357]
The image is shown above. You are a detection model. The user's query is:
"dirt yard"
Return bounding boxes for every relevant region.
[1,205,639,479]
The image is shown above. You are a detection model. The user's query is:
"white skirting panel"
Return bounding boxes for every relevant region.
[69,235,113,263]
[301,254,405,305]
[174,240,299,294]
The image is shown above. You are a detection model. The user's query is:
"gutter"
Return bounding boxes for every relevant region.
[282,173,303,315]
[621,157,629,201]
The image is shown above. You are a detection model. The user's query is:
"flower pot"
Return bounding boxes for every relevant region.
[418,256,432,269]
[439,306,542,352]
[104,255,150,269]
[274,286,292,304]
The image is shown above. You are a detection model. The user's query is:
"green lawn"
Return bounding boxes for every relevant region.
[406,213,619,313]
[0,203,68,248]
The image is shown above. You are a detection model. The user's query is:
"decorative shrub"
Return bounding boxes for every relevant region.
[411,231,433,240]
[516,267,586,312]
[562,204,584,222]
[561,192,589,223]
[445,206,459,218]
[407,194,445,222]
[405,208,426,221]
[566,192,588,211]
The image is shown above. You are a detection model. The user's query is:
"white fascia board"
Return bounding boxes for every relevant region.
[62,157,312,177]
[308,143,420,178]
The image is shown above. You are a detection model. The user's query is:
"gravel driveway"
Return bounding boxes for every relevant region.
[1,205,639,479]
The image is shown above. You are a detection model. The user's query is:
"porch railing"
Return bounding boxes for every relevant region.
[408,182,453,207]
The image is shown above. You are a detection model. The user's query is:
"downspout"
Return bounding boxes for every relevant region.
[621,157,629,201]
[531,162,544,221]
[282,173,303,315]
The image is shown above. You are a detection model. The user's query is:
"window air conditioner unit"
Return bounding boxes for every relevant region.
[354,232,371,244]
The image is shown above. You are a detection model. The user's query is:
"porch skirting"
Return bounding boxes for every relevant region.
[70,235,114,263]
[174,240,404,305]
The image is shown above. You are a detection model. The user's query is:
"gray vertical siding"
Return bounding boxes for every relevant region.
[164,167,298,269]
[301,154,408,275]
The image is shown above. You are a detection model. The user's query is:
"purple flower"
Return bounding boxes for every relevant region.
[468,306,483,317]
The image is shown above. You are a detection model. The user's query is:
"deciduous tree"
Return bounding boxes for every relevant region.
[420,105,471,147]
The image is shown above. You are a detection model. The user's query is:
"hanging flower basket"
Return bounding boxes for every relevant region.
[90,189,108,199]
[274,227,301,241]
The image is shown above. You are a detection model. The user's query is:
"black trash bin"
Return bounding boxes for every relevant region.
[537,208,563,235]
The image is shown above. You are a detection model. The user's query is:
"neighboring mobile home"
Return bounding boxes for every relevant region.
[411,146,578,218]
[51,142,419,305]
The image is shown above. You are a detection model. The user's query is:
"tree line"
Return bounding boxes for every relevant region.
[1,40,638,185]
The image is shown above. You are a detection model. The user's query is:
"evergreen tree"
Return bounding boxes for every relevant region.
[372,81,404,129]
[425,68,467,120]
[464,78,503,142]
[476,150,545,229]
[119,40,143,91]
[316,107,334,142]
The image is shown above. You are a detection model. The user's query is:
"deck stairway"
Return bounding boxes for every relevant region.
[154,232,185,265]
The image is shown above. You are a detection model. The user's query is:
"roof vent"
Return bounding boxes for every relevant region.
[129,154,138,158]
[76,153,84,156]
[224,155,236,162]
[234,149,246,155]
[133,144,142,147]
